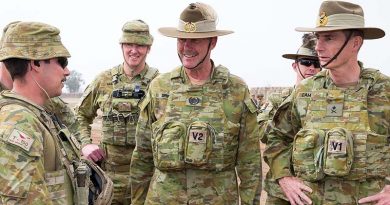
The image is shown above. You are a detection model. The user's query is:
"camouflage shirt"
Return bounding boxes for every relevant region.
[44,97,79,142]
[264,65,390,181]
[130,64,262,205]
[76,63,158,146]
[0,91,73,204]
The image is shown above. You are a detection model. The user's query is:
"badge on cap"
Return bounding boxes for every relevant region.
[7,129,34,152]
[184,22,196,33]
[318,11,328,27]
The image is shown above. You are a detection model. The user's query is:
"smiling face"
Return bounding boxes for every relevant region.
[177,37,217,70]
[122,43,150,70]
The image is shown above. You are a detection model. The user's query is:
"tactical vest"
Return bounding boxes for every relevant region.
[101,65,158,146]
[151,66,241,171]
[0,97,113,205]
[292,69,390,182]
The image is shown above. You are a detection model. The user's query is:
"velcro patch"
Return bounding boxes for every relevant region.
[298,92,312,98]
[7,129,34,152]
[189,129,207,143]
[326,103,343,116]
[186,96,202,106]
[327,139,346,154]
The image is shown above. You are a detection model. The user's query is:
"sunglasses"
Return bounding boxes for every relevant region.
[297,59,321,68]
[57,57,68,69]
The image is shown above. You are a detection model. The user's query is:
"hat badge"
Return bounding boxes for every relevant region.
[317,11,328,27]
[184,22,197,33]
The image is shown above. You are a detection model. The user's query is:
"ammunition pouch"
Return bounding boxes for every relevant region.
[323,127,354,177]
[152,121,186,170]
[184,121,214,166]
[292,129,325,181]
[101,112,139,146]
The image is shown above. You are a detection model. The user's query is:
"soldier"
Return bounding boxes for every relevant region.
[259,33,320,142]
[0,21,113,204]
[76,19,158,204]
[130,2,262,205]
[0,23,80,141]
[264,1,390,204]
[256,93,266,110]
[282,33,321,87]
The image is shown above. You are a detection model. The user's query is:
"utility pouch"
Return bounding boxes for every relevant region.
[153,121,186,170]
[323,127,354,177]
[102,113,127,146]
[292,129,325,181]
[184,121,214,166]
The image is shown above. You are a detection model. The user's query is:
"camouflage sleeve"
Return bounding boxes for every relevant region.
[263,92,301,180]
[130,91,155,205]
[0,110,50,203]
[236,90,262,205]
[76,79,102,146]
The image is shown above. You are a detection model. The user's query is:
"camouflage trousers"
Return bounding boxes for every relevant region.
[145,168,239,205]
[102,144,134,205]
[265,177,385,205]
[104,171,131,205]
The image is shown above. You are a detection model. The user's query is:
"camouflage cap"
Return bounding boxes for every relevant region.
[119,19,153,46]
[282,33,318,60]
[159,2,233,39]
[0,21,21,50]
[0,21,70,61]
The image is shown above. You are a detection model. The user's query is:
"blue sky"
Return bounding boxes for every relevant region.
[1,0,389,88]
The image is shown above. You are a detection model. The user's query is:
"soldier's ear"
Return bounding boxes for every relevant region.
[33,60,41,67]
[30,60,40,71]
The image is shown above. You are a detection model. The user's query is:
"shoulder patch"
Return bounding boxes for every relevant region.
[7,129,34,152]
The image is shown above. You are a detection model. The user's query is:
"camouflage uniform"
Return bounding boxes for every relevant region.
[44,97,80,142]
[76,20,158,204]
[0,21,75,205]
[0,91,75,204]
[0,21,113,205]
[0,77,80,141]
[130,65,262,205]
[258,90,291,143]
[264,66,390,204]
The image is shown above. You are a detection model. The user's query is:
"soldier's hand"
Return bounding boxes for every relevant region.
[278,176,312,205]
[81,144,105,162]
[358,185,390,205]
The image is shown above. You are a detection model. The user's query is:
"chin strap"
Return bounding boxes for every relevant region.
[178,38,212,69]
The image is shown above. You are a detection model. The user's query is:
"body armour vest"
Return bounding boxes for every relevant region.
[0,95,113,205]
[151,66,245,171]
[0,96,74,205]
[292,68,390,182]
[101,65,158,146]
